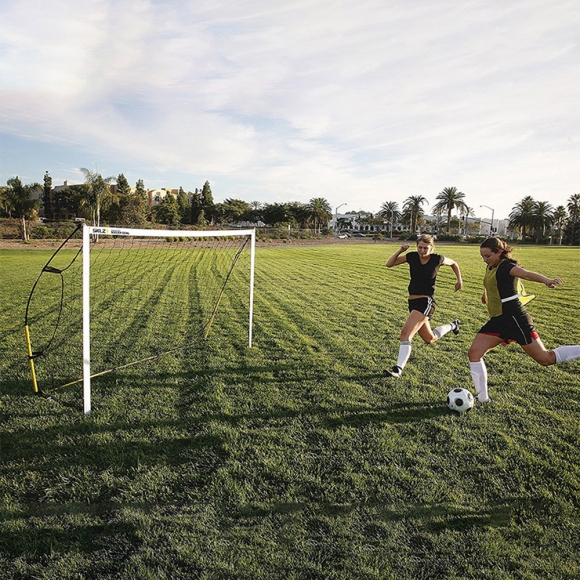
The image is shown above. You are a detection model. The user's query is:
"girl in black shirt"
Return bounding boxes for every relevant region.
[384,234,463,378]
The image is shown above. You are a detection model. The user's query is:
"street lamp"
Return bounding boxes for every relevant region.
[335,203,347,233]
[480,205,495,236]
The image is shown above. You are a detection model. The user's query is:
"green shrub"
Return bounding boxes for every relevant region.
[436,234,462,242]
[465,235,487,244]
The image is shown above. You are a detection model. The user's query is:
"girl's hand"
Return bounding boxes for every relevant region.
[546,278,563,288]
[400,243,410,252]
[481,292,487,304]
[454,280,463,292]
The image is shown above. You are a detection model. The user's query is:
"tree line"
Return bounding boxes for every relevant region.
[2,173,579,244]
[377,187,580,245]
[0,170,335,241]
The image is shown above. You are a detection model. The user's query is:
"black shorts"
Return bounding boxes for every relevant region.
[478,311,539,346]
[408,297,436,320]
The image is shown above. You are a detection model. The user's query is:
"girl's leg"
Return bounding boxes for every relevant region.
[522,338,580,366]
[385,311,427,377]
[416,318,435,344]
[400,310,429,342]
[418,319,460,344]
[521,337,556,365]
[468,333,503,402]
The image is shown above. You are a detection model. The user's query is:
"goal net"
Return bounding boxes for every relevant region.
[25,225,255,413]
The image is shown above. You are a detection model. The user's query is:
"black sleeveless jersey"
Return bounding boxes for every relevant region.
[406,252,445,296]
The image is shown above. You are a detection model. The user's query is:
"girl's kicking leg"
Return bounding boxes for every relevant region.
[522,338,580,366]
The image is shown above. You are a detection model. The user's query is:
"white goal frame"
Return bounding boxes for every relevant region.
[82,225,256,414]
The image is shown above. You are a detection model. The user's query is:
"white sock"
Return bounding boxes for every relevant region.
[554,345,580,364]
[470,360,489,401]
[396,340,412,369]
[433,322,454,340]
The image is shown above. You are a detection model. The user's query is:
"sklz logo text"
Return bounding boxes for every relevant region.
[92,228,107,234]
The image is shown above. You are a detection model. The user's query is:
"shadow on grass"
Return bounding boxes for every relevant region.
[227,498,513,530]
[0,495,513,564]
[0,354,449,458]
[0,508,140,560]
[0,357,452,503]
[0,411,229,473]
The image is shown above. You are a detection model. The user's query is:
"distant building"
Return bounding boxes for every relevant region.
[147,188,179,207]
[331,211,509,237]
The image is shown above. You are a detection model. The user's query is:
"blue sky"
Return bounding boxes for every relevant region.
[1,0,578,219]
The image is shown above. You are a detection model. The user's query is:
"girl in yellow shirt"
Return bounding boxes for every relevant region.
[468,237,580,402]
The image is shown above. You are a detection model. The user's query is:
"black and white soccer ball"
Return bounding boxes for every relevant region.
[447,388,474,414]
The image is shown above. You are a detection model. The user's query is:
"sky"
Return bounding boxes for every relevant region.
[1,0,579,220]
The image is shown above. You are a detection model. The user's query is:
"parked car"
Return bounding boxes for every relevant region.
[337,233,349,239]
[352,232,366,237]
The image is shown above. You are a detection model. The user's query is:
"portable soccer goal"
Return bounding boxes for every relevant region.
[25,224,256,414]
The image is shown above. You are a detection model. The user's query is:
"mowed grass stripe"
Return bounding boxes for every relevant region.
[253,247,398,367]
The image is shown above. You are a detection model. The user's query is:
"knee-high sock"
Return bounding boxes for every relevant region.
[554,345,580,363]
[433,322,454,340]
[470,360,489,401]
[396,340,412,369]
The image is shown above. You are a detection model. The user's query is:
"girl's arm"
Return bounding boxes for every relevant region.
[386,244,410,268]
[510,265,563,289]
[442,257,463,291]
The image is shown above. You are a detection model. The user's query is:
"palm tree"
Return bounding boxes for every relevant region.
[552,205,567,245]
[306,197,332,233]
[566,193,580,245]
[508,196,536,240]
[79,168,116,227]
[460,205,476,235]
[432,207,445,234]
[378,201,400,238]
[531,201,554,243]
[402,195,428,233]
[431,186,468,233]
[4,176,41,241]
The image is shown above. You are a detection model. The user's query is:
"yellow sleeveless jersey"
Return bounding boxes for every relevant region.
[483,260,535,317]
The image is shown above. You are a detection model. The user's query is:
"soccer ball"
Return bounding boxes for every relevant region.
[447,388,474,414]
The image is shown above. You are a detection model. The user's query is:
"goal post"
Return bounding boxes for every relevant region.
[26,224,256,414]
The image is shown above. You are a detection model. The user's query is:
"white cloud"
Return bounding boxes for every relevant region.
[1,0,579,216]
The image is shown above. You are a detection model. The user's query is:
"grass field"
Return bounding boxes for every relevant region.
[1,242,579,579]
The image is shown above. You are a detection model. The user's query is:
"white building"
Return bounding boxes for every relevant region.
[331,211,509,237]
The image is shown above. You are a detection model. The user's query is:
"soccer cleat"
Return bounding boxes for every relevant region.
[452,319,461,335]
[475,395,491,403]
[383,365,402,378]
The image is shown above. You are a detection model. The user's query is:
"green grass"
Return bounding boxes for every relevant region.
[1,243,580,579]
